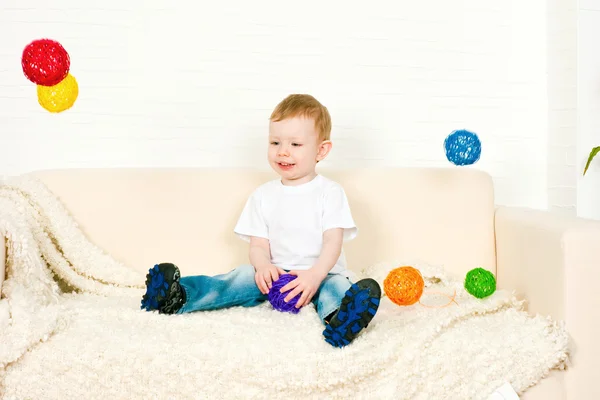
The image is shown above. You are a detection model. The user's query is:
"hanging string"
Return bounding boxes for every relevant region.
[418,289,459,308]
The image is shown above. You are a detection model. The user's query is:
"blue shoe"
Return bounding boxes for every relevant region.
[140,263,185,314]
[323,278,381,348]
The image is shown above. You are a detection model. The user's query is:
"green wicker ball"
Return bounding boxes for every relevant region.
[464,268,496,299]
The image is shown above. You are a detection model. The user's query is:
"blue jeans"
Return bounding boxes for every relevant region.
[176,264,352,324]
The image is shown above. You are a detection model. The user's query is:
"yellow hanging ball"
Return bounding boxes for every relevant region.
[37,73,78,113]
[383,266,424,306]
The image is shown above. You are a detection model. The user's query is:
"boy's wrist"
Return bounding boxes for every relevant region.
[254,262,274,272]
[310,264,331,279]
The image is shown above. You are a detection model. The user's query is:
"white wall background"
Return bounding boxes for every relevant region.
[0,0,589,214]
[547,0,577,216]
[577,0,600,220]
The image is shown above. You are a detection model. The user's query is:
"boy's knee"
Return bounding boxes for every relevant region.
[327,275,352,293]
[232,264,260,287]
[233,265,267,296]
[235,264,256,277]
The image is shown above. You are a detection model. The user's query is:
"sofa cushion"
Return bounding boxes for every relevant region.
[28,167,496,279]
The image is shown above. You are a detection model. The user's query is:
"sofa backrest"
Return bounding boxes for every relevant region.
[28,167,497,279]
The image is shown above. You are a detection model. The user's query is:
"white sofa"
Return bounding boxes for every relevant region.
[1,166,599,399]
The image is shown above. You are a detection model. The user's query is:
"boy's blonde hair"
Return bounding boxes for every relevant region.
[270,94,332,142]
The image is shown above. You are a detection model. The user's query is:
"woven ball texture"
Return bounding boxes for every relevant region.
[383,266,424,306]
[268,274,301,313]
[22,38,71,86]
[464,267,496,299]
[444,129,481,166]
[37,73,79,113]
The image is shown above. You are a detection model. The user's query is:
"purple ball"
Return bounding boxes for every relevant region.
[268,274,301,313]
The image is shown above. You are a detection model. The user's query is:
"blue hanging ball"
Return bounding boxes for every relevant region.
[444,129,481,166]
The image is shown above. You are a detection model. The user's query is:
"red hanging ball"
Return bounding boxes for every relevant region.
[21,38,70,86]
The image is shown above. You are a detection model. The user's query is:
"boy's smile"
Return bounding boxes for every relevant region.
[276,162,295,171]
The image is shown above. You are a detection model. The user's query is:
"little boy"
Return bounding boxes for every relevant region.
[140,94,381,348]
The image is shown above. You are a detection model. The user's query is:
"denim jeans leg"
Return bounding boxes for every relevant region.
[312,274,353,324]
[176,264,267,314]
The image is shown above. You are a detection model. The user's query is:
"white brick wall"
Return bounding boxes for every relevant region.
[547,0,577,216]
[577,0,600,220]
[0,0,554,209]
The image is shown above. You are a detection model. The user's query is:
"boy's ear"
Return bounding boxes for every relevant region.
[316,140,332,161]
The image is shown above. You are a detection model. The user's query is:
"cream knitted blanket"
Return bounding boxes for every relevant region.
[0,175,570,399]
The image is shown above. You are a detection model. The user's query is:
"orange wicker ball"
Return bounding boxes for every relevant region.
[383,266,425,306]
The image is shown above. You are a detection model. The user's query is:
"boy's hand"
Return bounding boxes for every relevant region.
[254,264,286,295]
[280,268,327,308]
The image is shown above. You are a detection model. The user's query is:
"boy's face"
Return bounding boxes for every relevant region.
[268,116,331,185]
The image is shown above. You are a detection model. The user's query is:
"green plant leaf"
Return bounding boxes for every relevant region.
[583,146,600,176]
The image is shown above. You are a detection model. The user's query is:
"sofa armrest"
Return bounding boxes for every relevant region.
[495,206,600,400]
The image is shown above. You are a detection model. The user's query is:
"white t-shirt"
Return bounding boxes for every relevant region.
[234,174,358,276]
